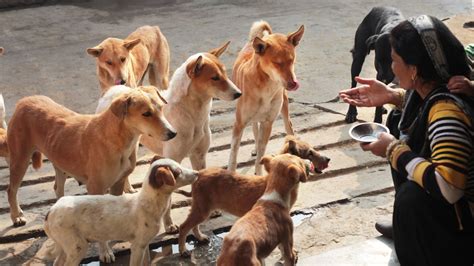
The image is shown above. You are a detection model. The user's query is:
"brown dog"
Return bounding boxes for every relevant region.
[87,26,170,93]
[7,89,175,227]
[228,21,304,175]
[178,137,329,257]
[217,154,309,265]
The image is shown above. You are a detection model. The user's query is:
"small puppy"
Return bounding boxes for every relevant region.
[228,20,304,175]
[87,25,170,93]
[178,136,329,257]
[7,89,175,226]
[345,6,404,123]
[44,158,198,266]
[217,154,310,266]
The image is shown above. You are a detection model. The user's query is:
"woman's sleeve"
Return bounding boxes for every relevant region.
[389,100,473,203]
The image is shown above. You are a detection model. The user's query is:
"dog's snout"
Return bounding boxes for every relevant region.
[120,79,126,85]
[325,157,331,163]
[287,80,300,91]
[234,92,242,99]
[167,130,177,140]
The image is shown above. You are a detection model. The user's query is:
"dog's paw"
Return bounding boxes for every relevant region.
[99,247,116,263]
[345,113,358,123]
[180,250,192,258]
[12,216,27,227]
[165,224,179,234]
[196,234,210,244]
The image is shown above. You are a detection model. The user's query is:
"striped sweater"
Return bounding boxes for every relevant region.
[390,99,474,203]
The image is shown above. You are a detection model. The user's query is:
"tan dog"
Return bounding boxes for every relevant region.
[217,154,310,266]
[228,21,304,175]
[44,158,198,266]
[178,137,329,257]
[87,26,170,93]
[7,89,175,226]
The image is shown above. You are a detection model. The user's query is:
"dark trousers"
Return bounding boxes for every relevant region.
[393,181,474,266]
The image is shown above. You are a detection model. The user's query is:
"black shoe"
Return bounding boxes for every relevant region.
[375,221,393,239]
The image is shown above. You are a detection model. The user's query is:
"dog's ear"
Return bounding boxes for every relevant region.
[260,155,274,173]
[287,25,304,46]
[253,37,268,55]
[123,39,141,50]
[87,46,103,57]
[149,166,176,188]
[187,55,204,78]
[209,41,231,58]
[288,165,308,183]
[365,35,379,54]
[151,155,165,164]
[110,95,132,120]
[155,89,168,105]
[287,138,299,156]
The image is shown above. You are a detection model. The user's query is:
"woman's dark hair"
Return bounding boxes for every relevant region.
[390,16,470,83]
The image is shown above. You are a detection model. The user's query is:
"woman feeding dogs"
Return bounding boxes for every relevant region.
[340,15,474,265]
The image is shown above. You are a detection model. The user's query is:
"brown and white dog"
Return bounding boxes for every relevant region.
[228,21,304,175]
[7,89,175,226]
[178,136,329,257]
[44,158,198,265]
[217,154,310,266]
[87,25,170,93]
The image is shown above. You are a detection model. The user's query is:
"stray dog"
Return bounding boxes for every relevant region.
[7,89,175,226]
[217,154,310,266]
[87,25,170,93]
[44,158,198,265]
[178,136,329,257]
[228,20,304,175]
[345,6,404,123]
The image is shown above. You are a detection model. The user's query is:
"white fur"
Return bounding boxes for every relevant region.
[260,190,290,209]
[163,53,202,104]
[44,159,198,266]
[0,94,6,129]
[95,85,133,114]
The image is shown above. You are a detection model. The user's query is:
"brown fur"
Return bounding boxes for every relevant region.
[87,26,170,93]
[228,21,305,175]
[6,89,174,227]
[178,137,328,257]
[217,154,308,266]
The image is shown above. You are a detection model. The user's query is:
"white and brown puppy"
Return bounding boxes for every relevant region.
[228,21,304,175]
[87,25,170,93]
[7,89,175,227]
[217,154,310,266]
[178,136,328,257]
[44,158,198,266]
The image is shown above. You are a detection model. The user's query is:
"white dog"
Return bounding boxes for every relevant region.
[96,42,241,233]
[44,158,198,266]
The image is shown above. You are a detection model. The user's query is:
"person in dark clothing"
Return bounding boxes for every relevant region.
[340,15,474,265]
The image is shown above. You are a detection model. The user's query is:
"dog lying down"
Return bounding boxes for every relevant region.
[217,154,311,265]
[178,136,330,257]
[44,158,198,266]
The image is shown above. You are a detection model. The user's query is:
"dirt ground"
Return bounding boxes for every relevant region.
[0,0,473,265]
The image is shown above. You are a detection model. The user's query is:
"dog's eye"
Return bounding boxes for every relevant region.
[211,76,220,81]
[120,57,126,63]
[106,60,113,66]
[142,111,152,117]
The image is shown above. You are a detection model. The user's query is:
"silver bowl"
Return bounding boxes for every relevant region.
[349,122,390,143]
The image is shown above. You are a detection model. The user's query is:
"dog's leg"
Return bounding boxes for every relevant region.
[163,197,179,234]
[281,91,295,135]
[149,62,170,90]
[179,205,211,257]
[189,133,210,170]
[98,241,115,263]
[129,243,147,266]
[62,237,88,266]
[250,122,259,156]
[254,121,273,175]
[53,250,66,266]
[346,42,368,123]
[53,166,67,198]
[7,151,32,226]
[228,120,247,172]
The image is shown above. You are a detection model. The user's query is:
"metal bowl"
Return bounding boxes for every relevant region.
[349,122,390,143]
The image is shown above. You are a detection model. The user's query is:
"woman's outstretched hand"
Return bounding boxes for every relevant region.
[360,132,396,157]
[339,77,394,107]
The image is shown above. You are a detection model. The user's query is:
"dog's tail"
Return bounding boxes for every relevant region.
[249,20,272,41]
[0,94,7,130]
[31,151,42,170]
